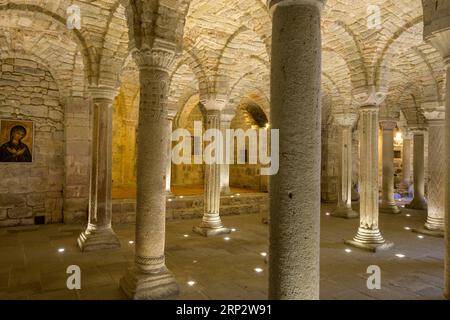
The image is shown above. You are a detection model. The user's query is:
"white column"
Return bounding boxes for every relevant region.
[165,114,174,196]
[193,102,231,237]
[407,128,427,210]
[413,111,445,236]
[422,3,450,299]
[379,120,400,214]
[444,56,450,299]
[401,132,412,193]
[332,112,358,219]
[268,0,324,299]
[345,87,393,252]
[77,87,121,252]
[120,50,178,299]
[220,112,234,194]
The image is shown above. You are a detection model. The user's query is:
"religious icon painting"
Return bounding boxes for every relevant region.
[0,119,34,163]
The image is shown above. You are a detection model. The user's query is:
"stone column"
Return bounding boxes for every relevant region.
[166,114,174,196]
[345,87,393,252]
[77,87,121,252]
[193,104,231,237]
[444,56,450,299]
[406,128,427,210]
[379,120,400,214]
[414,111,445,237]
[422,2,450,299]
[120,50,178,299]
[332,112,358,219]
[401,132,412,192]
[220,112,234,194]
[268,0,324,300]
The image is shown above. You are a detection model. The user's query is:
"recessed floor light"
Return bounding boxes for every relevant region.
[325,212,330,216]
[187,281,196,286]
[404,227,411,231]
[417,235,424,239]
[193,260,197,264]
[58,248,65,253]
[260,252,267,257]
[230,195,235,198]
[224,237,230,241]
[406,214,411,217]
[128,240,134,244]
[345,249,352,253]
[168,199,172,202]
[231,228,236,232]
[183,234,189,238]
[254,268,263,273]
[395,253,406,258]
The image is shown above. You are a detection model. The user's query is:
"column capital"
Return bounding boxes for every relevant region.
[408,126,427,135]
[379,120,397,131]
[88,86,118,102]
[201,96,228,111]
[333,112,357,127]
[132,48,177,73]
[423,110,445,126]
[400,127,413,140]
[352,86,388,108]
[167,111,177,121]
[268,0,326,10]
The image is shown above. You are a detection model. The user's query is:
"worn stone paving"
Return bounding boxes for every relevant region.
[0,203,444,300]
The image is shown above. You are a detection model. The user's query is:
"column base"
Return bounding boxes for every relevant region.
[345,227,394,252]
[406,197,427,210]
[331,207,359,219]
[344,239,394,252]
[220,187,231,195]
[412,227,444,238]
[120,266,179,300]
[166,191,174,197]
[77,225,121,252]
[380,202,401,214]
[351,189,360,202]
[193,225,231,237]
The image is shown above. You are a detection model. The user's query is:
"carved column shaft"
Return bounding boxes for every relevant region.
[402,136,412,188]
[445,58,450,298]
[77,87,120,252]
[332,113,358,219]
[166,116,174,195]
[380,121,400,214]
[346,96,393,252]
[120,51,179,300]
[425,119,445,233]
[220,114,234,194]
[193,107,230,237]
[407,130,427,210]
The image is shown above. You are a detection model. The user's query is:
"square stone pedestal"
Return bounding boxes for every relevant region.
[120,267,179,300]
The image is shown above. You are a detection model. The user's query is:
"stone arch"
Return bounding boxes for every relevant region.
[97,3,130,88]
[0,3,94,84]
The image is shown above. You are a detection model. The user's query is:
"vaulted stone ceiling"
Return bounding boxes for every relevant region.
[0,0,446,125]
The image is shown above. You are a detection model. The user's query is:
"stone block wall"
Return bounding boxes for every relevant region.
[0,58,64,227]
[229,105,267,191]
[63,97,91,223]
[111,192,269,224]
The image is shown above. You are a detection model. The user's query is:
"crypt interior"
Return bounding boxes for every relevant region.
[1,0,450,300]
